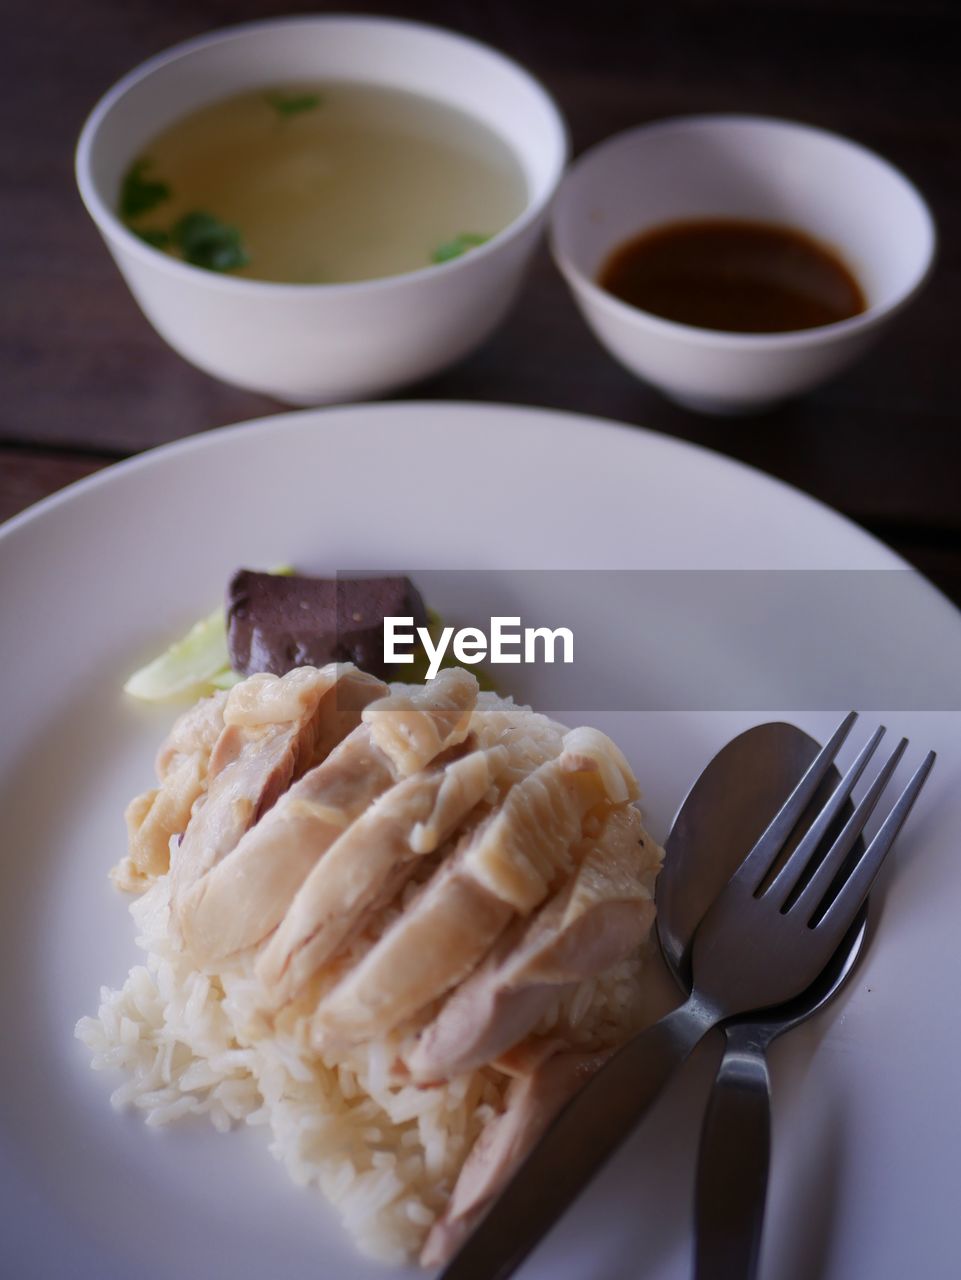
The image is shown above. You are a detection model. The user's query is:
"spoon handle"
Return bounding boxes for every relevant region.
[693,1021,772,1280]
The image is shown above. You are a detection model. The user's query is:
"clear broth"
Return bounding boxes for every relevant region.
[121,82,529,284]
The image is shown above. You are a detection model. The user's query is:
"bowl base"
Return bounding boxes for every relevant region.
[664,390,786,417]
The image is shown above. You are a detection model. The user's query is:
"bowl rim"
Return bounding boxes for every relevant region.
[75,13,570,296]
[548,112,937,350]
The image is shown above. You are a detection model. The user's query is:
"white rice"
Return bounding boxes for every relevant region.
[76,871,649,1263]
[79,875,490,1261]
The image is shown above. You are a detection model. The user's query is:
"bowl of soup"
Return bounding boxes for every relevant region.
[549,115,934,414]
[76,17,567,404]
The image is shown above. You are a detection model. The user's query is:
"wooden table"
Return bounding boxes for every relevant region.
[3,0,959,601]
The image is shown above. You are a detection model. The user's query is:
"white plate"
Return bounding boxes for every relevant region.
[1,402,958,1280]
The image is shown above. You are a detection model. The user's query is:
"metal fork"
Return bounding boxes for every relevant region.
[440,713,935,1280]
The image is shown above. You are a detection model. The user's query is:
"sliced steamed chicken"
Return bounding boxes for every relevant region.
[310,830,515,1046]
[115,690,228,892]
[447,695,566,794]
[362,668,476,776]
[459,726,640,913]
[256,743,511,1008]
[169,664,387,935]
[178,668,478,964]
[406,805,660,1083]
[258,688,566,1011]
[311,726,641,1045]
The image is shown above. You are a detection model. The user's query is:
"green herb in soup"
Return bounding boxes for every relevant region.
[171,211,249,272]
[117,82,528,284]
[432,232,490,264]
[120,159,171,220]
[264,89,323,118]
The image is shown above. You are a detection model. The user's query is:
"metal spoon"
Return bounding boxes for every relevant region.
[659,722,868,1280]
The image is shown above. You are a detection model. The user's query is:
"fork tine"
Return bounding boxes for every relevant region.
[765,725,887,907]
[734,711,857,894]
[787,736,907,921]
[811,750,936,946]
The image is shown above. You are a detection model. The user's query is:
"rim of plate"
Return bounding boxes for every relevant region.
[0,401,913,577]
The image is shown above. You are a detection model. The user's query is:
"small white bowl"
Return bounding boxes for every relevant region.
[76,16,567,405]
[550,115,935,415]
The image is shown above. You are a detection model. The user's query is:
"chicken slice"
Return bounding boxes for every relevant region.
[560,727,639,805]
[406,807,660,1082]
[155,689,230,780]
[178,671,480,965]
[461,727,640,912]
[113,691,228,893]
[420,1044,614,1268]
[220,663,381,731]
[256,745,510,1007]
[311,732,640,1045]
[469,698,565,794]
[362,667,476,776]
[310,832,514,1046]
[169,665,386,920]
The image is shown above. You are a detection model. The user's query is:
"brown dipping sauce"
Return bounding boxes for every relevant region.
[598,218,866,333]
